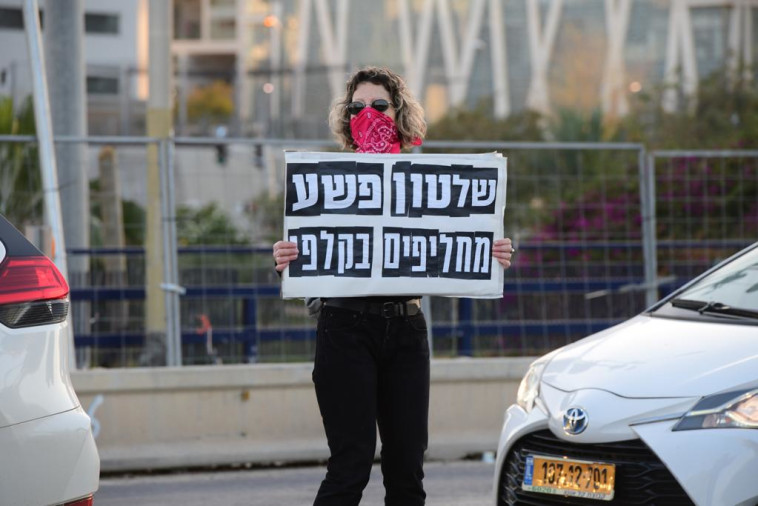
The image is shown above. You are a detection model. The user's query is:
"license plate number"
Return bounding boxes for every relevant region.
[522,454,616,501]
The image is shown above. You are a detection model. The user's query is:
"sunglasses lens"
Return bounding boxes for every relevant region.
[348,100,392,115]
[347,102,364,115]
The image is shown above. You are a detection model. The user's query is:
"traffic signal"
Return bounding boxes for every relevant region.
[215,144,227,165]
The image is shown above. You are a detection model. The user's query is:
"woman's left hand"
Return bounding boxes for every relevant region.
[493,238,516,269]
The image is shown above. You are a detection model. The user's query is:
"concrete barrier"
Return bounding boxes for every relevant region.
[71,357,534,473]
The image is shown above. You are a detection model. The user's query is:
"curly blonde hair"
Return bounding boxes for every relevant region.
[329,66,427,151]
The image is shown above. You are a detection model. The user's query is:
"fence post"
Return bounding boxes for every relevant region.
[159,139,184,366]
[639,150,658,307]
[98,147,128,332]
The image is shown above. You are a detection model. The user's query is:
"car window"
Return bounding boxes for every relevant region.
[676,248,758,311]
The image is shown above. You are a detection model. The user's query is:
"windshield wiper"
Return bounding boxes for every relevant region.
[670,298,758,320]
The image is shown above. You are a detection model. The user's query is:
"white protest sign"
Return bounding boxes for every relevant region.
[281,152,507,298]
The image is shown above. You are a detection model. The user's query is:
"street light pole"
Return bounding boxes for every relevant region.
[44,0,90,365]
[22,0,74,367]
[144,0,175,366]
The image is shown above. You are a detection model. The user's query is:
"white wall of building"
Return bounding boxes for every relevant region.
[0,0,142,110]
[81,0,140,68]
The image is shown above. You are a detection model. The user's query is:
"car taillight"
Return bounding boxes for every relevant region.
[0,256,69,328]
[63,495,94,506]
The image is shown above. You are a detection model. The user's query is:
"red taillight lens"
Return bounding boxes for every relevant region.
[64,495,94,506]
[0,256,69,305]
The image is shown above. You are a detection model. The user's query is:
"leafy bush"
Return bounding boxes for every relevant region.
[176,203,248,246]
[427,67,758,253]
[0,96,42,226]
[187,80,234,125]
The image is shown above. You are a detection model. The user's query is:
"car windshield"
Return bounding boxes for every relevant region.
[670,247,758,315]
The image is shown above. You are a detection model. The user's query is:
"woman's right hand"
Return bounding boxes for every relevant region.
[273,241,299,272]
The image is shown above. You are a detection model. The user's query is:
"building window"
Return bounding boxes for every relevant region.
[175,0,201,39]
[85,13,119,34]
[0,8,116,33]
[0,7,23,29]
[0,7,39,29]
[209,0,236,40]
[87,76,119,95]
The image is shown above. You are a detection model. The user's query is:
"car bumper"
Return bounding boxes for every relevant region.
[494,388,758,506]
[0,406,99,506]
[634,419,758,506]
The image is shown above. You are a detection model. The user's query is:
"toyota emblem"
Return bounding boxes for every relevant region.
[563,407,588,435]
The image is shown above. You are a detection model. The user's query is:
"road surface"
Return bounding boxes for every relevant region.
[96,459,497,506]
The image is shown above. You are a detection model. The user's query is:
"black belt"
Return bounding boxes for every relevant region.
[324,298,421,318]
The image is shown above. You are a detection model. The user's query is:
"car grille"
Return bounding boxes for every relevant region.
[498,430,695,506]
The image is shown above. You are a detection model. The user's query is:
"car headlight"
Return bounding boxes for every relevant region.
[673,388,758,431]
[517,360,547,412]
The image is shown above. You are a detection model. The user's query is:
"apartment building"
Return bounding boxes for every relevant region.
[0,0,147,134]
[1,0,755,136]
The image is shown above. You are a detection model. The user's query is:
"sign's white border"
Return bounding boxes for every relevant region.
[281,152,507,299]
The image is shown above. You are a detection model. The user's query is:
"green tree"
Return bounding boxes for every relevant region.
[427,103,543,143]
[176,203,248,246]
[88,179,146,247]
[187,80,234,125]
[246,193,284,244]
[0,96,42,226]
[534,67,758,264]
[621,67,758,149]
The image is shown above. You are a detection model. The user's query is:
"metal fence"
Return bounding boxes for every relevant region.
[1,136,756,367]
[648,150,758,290]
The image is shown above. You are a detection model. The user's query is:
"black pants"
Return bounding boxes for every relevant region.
[312,305,430,506]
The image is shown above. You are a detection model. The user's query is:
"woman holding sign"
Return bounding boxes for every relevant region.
[273,66,514,506]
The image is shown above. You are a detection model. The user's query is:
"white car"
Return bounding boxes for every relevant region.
[0,215,99,505]
[494,242,758,506]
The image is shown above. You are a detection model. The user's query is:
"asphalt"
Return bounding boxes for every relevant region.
[98,435,497,474]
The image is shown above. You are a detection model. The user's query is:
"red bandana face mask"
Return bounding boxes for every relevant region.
[350,107,401,154]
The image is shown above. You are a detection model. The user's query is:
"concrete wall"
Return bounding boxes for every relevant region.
[71,357,534,473]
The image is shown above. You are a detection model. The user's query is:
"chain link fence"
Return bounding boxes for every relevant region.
[1,136,756,367]
[650,150,758,293]
[419,141,650,357]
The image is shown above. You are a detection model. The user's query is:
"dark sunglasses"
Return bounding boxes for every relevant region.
[346,99,391,116]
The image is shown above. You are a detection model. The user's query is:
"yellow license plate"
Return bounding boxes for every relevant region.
[522,454,616,501]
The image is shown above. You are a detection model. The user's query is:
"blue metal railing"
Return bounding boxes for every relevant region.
[65,240,750,361]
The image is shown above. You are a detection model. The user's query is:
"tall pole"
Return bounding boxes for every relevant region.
[44,0,90,362]
[143,0,173,366]
[22,0,74,367]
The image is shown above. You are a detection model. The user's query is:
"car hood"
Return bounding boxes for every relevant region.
[541,315,758,398]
